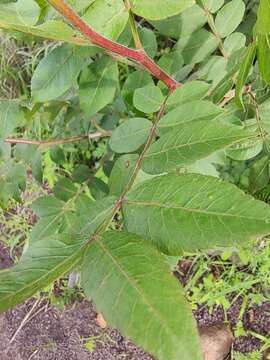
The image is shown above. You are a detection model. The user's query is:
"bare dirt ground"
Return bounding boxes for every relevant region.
[1,240,270,359]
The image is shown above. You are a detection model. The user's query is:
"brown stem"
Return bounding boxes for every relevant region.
[46,0,180,90]
[5,131,110,146]
[93,91,172,237]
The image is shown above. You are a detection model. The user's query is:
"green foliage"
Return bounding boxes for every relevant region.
[1,0,270,359]
[82,231,202,360]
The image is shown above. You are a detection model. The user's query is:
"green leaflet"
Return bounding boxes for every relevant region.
[256,0,270,34]
[142,119,255,174]
[83,0,128,40]
[0,100,24,139]
[0,236,86,312]
[226,138,263,161]
[138,28,158,58]
[257,33,270,84]
[31,44,86,102]
[79,56,119,116]
[132,0,195,21]
[53,178,78,202]
[109,118,152,153]
[215,0,245,38]
[30,195,116,242]
[255,0,270,83]
[15,0,40,27]
[123,174,270,254]
[223,32,246,57]
[159,100,223,135]
[109,154,139,196]
[165,81,211,111]
[0,163,27,207]
[133,85,164,114]
[82,230,202,360]
[201,0,224,13]
[122,71,154,105]
[175,28,219,65]
[151,5,207,39]
[0,3,89,46]
[235,42,257,109]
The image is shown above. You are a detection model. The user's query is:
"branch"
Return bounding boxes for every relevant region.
[46,0,180,90]
[5,131,110,146]
[93,90,173,237]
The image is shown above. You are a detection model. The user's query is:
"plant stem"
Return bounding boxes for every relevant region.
[46,0,180,90]
[92,91,172,238]
[5,131,110,146]
[198,1,228,59]
[124,0,143,50]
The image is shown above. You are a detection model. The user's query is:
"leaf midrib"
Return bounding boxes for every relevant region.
[124,199,268,221]
[144,133,254,157]
[95,237,181,344]
[0,244,85,305]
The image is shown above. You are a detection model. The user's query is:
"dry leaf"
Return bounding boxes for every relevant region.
[96,313,107,329]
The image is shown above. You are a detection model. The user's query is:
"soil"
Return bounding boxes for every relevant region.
[1,240,270,359]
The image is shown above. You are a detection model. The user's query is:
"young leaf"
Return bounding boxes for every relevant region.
[122,70,154,105]
[165,81,211,111]
[109,118,152,153]
[235,42,257,109]
[132,0,194,21]
[123,174,270,254]
[215,0,245,38]
[142,119,254,174]
[79,56,119,117]
[31,44,85,102]
[133,85,164,114]
[0,236,86,312]
[81,230,202,360]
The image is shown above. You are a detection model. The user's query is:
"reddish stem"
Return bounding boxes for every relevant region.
[5,131,109,146]
[46,0,180,90]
